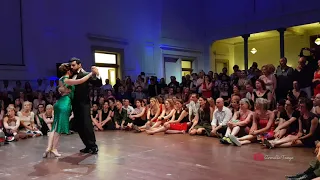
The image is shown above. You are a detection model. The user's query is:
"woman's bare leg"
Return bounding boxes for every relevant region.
[230,126,240,136]
[165,130,185,134]
[146,126,167,135]
[43,131,54,158]
[51,132,61,157]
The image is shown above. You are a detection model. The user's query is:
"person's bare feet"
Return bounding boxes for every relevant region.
[146,130,154,135]
[146,124,151,130]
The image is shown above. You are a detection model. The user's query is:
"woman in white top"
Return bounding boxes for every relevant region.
[17,101,42,137]
[259,64,277,109]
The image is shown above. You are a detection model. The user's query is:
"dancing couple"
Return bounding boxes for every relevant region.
[43,57,101,158]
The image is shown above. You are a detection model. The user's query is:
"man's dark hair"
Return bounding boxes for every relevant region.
[69,57,81,64]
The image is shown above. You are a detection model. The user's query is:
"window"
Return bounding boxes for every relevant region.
[94,51,118,86]
[94,53,117,64]
[181,60,193,76]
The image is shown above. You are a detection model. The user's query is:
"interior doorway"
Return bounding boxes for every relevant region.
[215,59,229,74]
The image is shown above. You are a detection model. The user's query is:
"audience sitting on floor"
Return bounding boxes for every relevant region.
[0,47,319,179]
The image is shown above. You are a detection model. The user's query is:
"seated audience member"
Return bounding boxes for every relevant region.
[114,100,129,130]
[273,99,286,126]
[189,97,214,136]
[273,99,299,140]
[35,104,50,135]
[285,142,320,179]
[220,98,253,144]
[149,99,175,130]
[91,103,103,131]
[245,82,254,100]
[129,99,147,130]
[264,98,319,149]
[210,98,233,137]
[146,99,190,135]
[33,92,46,113]
[186,93,199,121]
[252,79,272,105]
[132,86,146,102]
[123,99,134,115]
[312,93,320,115]
[43,104,54,132]
[229,94,240,114]
[3,106,25,141]
[99,101,114,130]
[287,81,307,101]
[138,97,160,131]
[17,101,42,137]
[97,97,105,110]
[14,98,22,113]
[207,97,215,111]
[165,87,175,100]
[229,98,275,146]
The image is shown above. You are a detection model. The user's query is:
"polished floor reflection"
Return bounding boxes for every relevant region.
[0,131,315,180]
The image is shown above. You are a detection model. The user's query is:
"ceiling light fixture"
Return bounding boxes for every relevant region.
[315,37,320,45]
[251,48,257,54]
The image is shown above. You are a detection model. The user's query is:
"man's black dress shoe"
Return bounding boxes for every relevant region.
[80,148,91,153]
[90,147,99,154]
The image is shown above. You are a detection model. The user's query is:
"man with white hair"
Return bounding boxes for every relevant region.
[211,98,232,137]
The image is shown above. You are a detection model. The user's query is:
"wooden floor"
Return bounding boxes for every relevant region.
[0,131,316,180]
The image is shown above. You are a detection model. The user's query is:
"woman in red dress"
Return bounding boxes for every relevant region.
[199,75,212,98]
[312,60,320,96]
[229,98,275,146]
[146,99,190,135]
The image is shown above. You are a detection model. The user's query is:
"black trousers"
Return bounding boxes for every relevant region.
[73,103,97,149]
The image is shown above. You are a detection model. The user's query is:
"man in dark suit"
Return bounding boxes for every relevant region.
[69,57,101,154]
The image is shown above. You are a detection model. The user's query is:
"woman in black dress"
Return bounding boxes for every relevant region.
[265,98,319,148]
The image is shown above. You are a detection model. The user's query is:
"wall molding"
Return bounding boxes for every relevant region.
[233,33,306,45]
[160,45,202,54]
[0,65,27,71]
[87,33,128,45]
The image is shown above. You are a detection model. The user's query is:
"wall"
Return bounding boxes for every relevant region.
[211,42,234,74]
[0,0,209,83]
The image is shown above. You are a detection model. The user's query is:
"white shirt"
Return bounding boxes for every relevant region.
[186,101,200,121]
[123,105,134,115]
[211,106,232,126]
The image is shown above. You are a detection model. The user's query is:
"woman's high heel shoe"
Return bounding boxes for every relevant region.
[43,149,51,158]
[51,149,61,157]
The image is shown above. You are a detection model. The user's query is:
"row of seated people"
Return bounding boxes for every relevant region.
[0,101,58,143]
[86,92,320,151]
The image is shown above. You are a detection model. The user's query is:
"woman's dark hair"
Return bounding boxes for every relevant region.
[255,79,266,90]
[299,98,313,111]
[59,63,71,75]
[278,99,286,107]
[199,96,210,114]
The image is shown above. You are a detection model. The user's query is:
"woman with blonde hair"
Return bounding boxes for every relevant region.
[148,99,175,130]
[229,98,275,146]
[17,101,42,137]
[220,98,253,144]
[136,97,160,132]
[43,104,54,132]
[3,106,26,141]
[260,64,277,108]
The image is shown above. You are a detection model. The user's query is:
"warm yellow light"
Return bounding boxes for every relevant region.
[315,38,320,45]
[251,48,257,54]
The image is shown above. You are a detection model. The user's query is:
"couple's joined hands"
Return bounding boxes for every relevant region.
[91,66,99,76]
